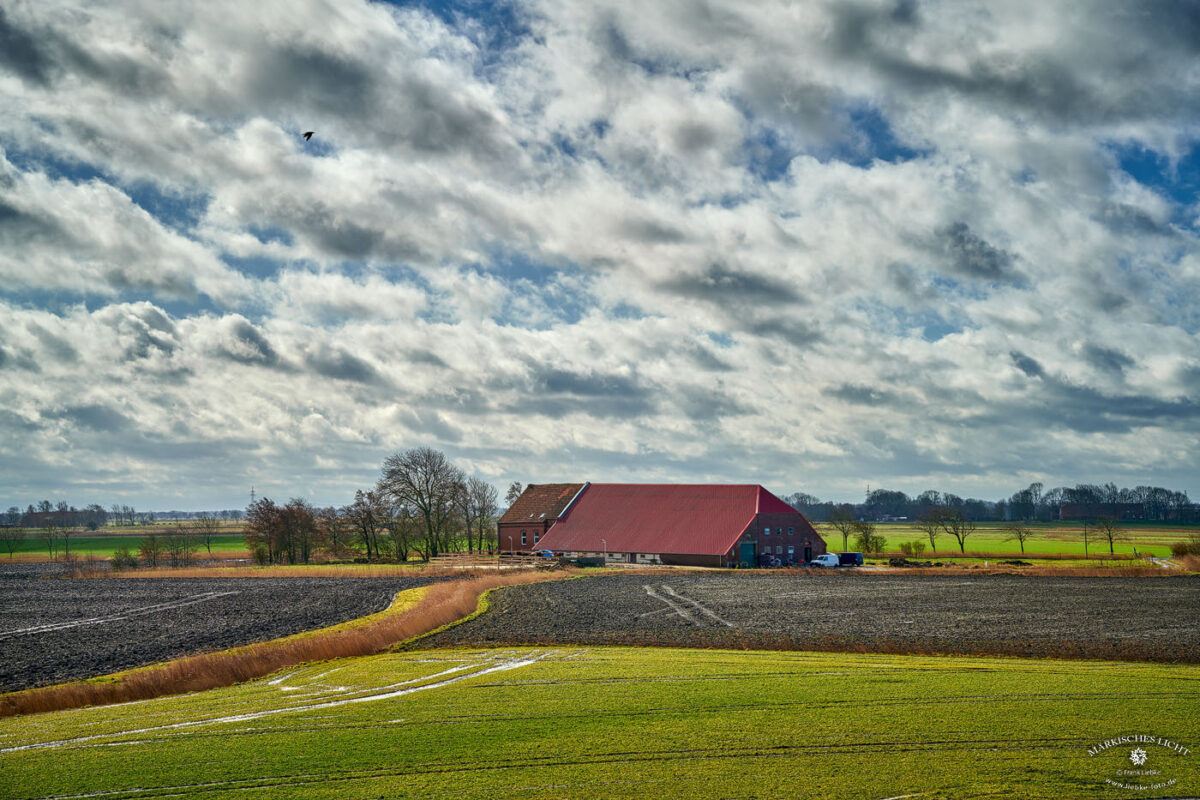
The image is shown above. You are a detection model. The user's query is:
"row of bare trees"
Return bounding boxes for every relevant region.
[828,505,1129,556]
[244,447,501,565]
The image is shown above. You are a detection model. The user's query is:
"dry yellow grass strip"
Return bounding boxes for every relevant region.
[0,570,563,718]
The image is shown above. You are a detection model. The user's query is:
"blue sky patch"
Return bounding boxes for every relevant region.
[222,254,286,280]
[744,125,795,183]
[1112,140,1200,209]
[2,141,207,233]
[247,225,295,247]
[381,0,531,72]
[841,105,927,167]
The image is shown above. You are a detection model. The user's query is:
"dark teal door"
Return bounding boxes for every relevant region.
[739,542,756,567]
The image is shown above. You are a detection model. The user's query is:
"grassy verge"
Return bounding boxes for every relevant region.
[3,646,1196,799]
[0,570,566,718]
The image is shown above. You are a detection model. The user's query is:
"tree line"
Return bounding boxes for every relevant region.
[786,481,1196,524]
[2,502,244,530]
[243,447,500,565]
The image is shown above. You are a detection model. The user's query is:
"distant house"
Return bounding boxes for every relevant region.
[501,483,826,567]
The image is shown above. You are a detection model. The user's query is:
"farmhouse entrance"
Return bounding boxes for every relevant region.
[739,542,756,567]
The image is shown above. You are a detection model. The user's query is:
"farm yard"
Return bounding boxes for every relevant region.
[0,573,440,692]
[426,572,1200,662]
[2,646,1197,799]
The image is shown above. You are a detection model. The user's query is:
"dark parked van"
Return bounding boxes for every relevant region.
[838,552,864,566]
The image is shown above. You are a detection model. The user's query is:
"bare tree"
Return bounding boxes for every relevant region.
[194,513,221,555]
[1080,520,1094,558]
[386,505,421,562]
[345,490,387,560]
[377,447,465,561]
[852,520,885,554]
[165,527,198,567]
[283,498,320,564]
[39,523,59,561]
[938,509,976,553]
[455,476,500,554]
[1003,523,1036,555]
[0,526,25,560]
[469,477,498,554]
[915,509,943,554]
[83,504,108,531]
[826,506,857,551]
[1094,517,1123,556]
[243,497,281,564]
[318,506,353,560]
[60,525,75,562]
[455,479,477,554]
[138,533,165,567]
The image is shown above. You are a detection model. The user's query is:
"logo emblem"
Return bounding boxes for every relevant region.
[1087,735,1190,792]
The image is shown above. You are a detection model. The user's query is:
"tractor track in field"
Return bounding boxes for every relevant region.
[0,591,241,640]
[0,652,552,755]
[0,575,445,692]
[424,572,1200,662]
[17,735,1088,799]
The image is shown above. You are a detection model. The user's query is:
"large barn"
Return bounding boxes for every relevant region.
[499,483,827,567]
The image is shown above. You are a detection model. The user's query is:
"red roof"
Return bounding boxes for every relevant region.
[537,484,804,556]
[498,483,585,525]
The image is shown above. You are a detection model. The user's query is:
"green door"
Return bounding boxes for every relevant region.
[739,542,756,567]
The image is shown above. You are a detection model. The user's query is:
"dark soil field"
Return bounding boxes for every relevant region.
[425,572,1200,661]
[0,574,439,692]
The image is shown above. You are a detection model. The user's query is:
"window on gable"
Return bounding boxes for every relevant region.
[521,531,527,546]
[764,527,771,536]
[788,527,794,535]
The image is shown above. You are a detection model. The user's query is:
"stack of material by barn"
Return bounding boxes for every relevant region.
[506,483,826,567]
[496,483,586,552]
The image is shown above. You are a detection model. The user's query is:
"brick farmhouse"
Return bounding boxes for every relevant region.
[498,483,827,567]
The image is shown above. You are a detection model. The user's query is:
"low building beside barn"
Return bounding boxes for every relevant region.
[496,483,586,552]
[499,483,826,567]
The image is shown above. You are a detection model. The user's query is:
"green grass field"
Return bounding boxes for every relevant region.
[824,521,1197,558]
[3,646,1196,799]
[2,533,248,559]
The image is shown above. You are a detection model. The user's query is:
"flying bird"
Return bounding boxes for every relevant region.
[302,131,314,141]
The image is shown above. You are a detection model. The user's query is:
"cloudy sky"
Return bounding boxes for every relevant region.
[2,0,1198,510]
